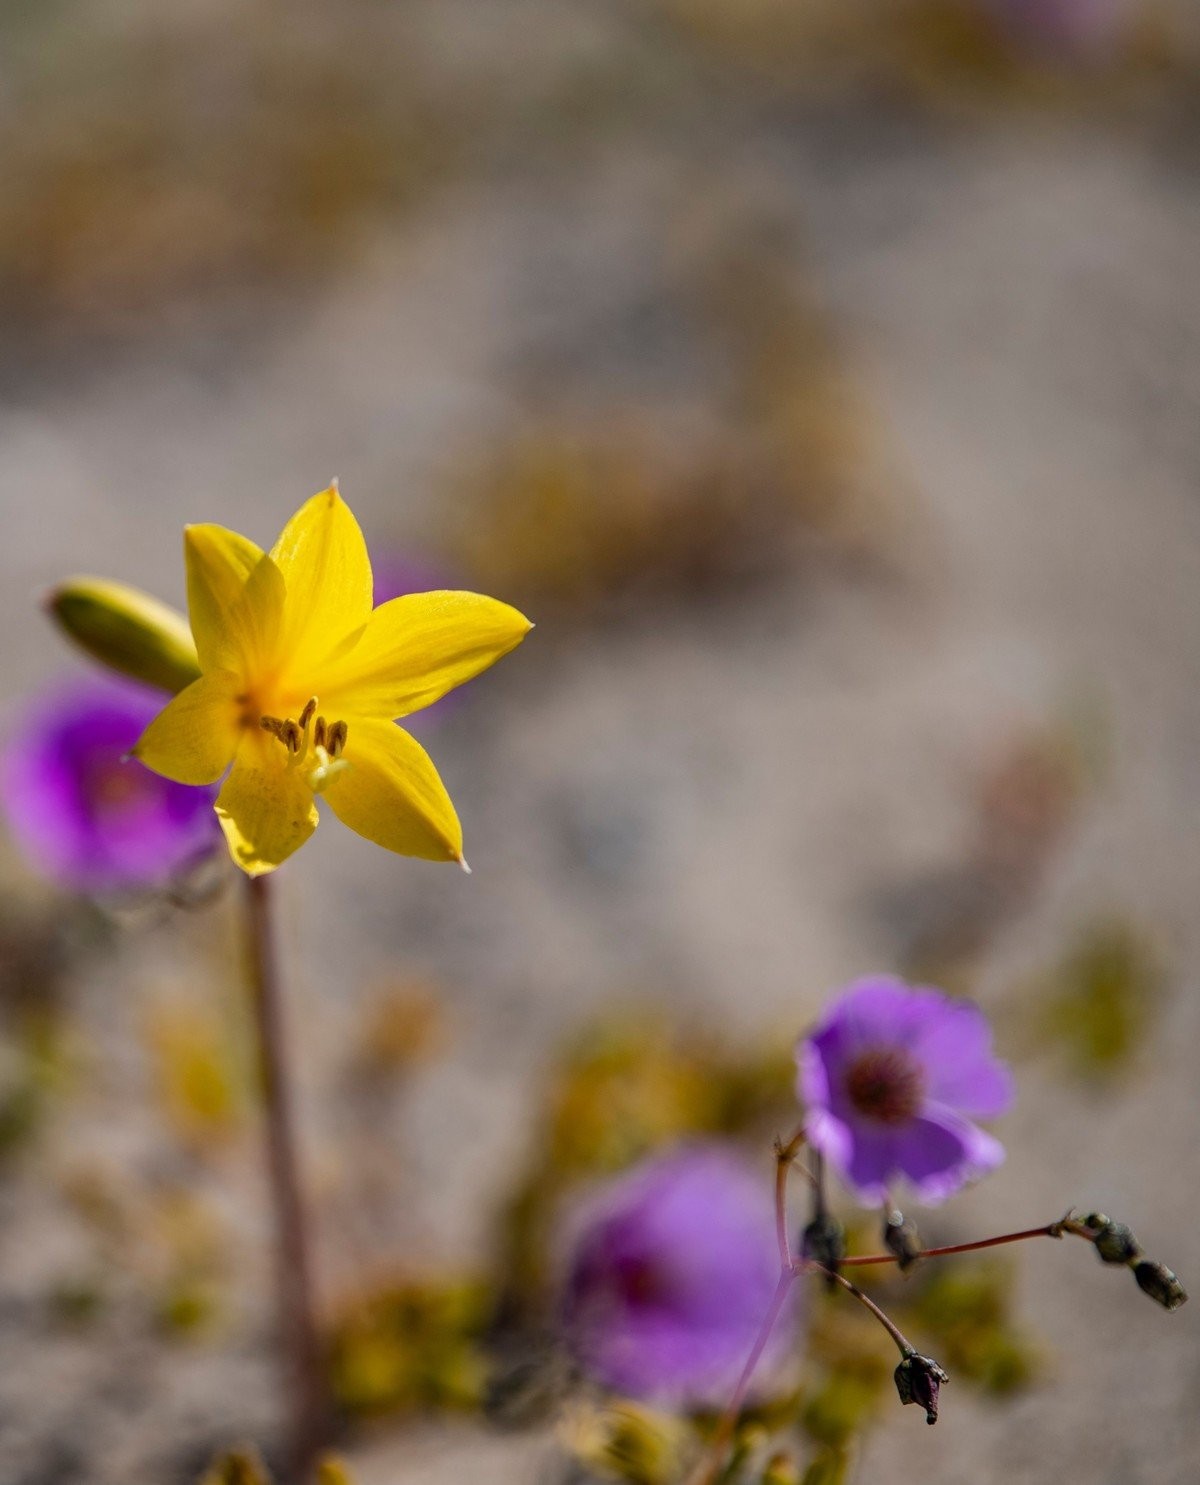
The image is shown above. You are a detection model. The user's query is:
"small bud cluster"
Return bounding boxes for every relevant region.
[1078,1213,1188,1312]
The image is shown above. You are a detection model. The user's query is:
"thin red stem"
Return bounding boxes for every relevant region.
[840,1221,1076,1268]
[774,1125,806,1269]
[245,874,329,1482]
[808,1264,913,1355]
[689,1269,796,1485]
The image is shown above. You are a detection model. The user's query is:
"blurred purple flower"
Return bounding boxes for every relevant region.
[796,977,1013,1207]
[372,552,458,608]
[1,675,220,894]
[562,1144,797,1408]
[373,550,463,728]
[981,0,1134,59]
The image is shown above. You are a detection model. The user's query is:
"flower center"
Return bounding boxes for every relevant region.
[844,1047,925,1125]
[260,697,350,794]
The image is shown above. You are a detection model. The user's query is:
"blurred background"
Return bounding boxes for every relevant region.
[0,1,1198,1481]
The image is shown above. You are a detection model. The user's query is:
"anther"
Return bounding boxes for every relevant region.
[328,720,348,757]
[283,720,303,753]
[260,716,285,740]
[298,697,318,730]
[314,716,327,749]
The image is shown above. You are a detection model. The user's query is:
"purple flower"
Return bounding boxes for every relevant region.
[562,1144,797,1408]
[372,553,458,609]
[1,675,220,894]
[796,977,1013,1207]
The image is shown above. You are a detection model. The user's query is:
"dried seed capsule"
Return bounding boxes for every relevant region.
[894,1352,949,1425]
[1133,1260,1187,1312]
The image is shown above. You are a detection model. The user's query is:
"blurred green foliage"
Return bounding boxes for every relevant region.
[564,1400,692,1485]
[328,1275,493,1420]
[897,1261,1040,1394]
[1031,916,1166,1083]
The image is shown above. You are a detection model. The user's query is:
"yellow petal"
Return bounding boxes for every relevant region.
[323,718,463,863]
[132,670,244,785]
[185,525,285,675]
[215,737,319,876]
[269,485,373,674]
[315,591,533,720]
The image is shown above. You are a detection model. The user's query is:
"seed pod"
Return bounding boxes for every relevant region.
[1133,1260,1187,1312]
[894,1351,949,1425]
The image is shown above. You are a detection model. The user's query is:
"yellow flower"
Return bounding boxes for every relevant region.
[131,484,532,876]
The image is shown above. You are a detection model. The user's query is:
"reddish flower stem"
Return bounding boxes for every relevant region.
[808,1264,914,1355]
[245,874,329,1482]
[839,1220,1085,1268]
[688,1268,797,1485]
[774,1124,806,1269]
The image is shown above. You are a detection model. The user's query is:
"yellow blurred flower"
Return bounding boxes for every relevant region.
[131,483,531,875]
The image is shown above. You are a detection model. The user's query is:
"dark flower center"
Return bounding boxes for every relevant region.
[844,1047,925,1125]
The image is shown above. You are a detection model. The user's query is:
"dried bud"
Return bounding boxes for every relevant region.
[802,1212,846,1287]
[893,1351,949,1425]
[884,1211,921,1272]
[1133,1260,1188,1312]
[46,576,200,696]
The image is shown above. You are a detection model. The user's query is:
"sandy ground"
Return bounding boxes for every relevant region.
[1,12,1198,1482]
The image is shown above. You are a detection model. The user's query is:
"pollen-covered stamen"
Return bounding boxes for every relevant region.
[260,702,350,790]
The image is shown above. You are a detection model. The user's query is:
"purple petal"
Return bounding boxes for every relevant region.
[843,1126,899,1205]
[562,1144,799,1407]
[831,977,930,1051]
[893,1106,1006,1205]
[913,999,1014,1118]
[803,1106,855,1177]
[1,676,220,893]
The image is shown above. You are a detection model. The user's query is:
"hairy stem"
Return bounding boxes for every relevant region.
[245,874,329,1482]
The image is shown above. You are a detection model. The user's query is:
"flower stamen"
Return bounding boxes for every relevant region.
[262,700,349,784]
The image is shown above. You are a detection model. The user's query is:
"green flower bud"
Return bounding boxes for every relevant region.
[1133,1260,1187,1312]
[46,576,200,695]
